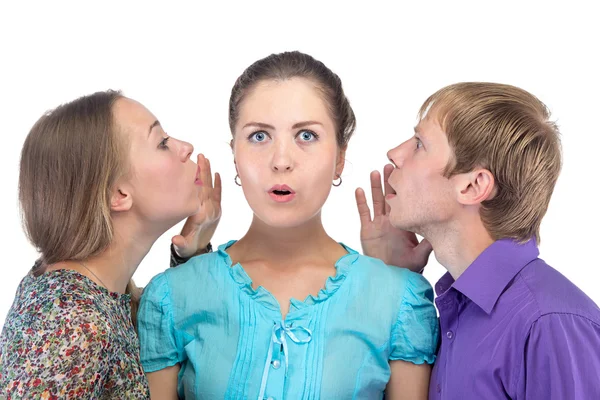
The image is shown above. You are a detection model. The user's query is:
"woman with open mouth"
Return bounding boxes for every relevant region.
[138,51,439,400]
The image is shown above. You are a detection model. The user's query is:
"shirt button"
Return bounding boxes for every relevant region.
[271,359,281,369]
[446,330,454,340]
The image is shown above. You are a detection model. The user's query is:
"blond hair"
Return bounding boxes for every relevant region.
[19,90,141,328]
[419,82,562,243]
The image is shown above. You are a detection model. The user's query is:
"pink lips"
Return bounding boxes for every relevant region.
[268,184,296,203]
[195,165,203,186]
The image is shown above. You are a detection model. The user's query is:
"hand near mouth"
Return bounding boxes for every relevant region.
[355,164,432,273]
[172,153,222,258]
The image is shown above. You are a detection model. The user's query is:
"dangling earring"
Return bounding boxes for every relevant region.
[234,174,242,186]
[332,174,342,187]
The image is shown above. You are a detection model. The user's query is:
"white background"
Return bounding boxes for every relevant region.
[1,1,598,324]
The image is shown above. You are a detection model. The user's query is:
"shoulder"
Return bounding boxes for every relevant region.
[349,253,416,281]
[347,256,440,363]
[349,253,432,297]
[517,259,600,322]
[5,270,110,328]
[142,243,232,306]
[165,245,225,280]
[342,252,435,326]
[1,274,111,375]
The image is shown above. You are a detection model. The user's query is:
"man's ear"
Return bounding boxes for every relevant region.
[455,168,495,206]
[335,148,346,177]
[110,186,133,212]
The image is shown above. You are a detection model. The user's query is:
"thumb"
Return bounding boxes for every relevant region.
[171,235,188,256]
[415,239,434,265]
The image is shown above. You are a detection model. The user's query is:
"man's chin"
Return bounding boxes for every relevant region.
[389,215,422,235]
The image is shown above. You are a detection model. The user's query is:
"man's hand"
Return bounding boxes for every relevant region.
[171,154,222,258]
[355,164,432,272]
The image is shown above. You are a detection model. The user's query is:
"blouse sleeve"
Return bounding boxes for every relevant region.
[1,303,109,398]
[137,272,182,372]
[389,272,439,364]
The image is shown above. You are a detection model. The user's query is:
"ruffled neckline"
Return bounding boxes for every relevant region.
[217,240,359,312]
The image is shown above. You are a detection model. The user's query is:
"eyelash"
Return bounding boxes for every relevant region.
[247,131,270,142]
[415,137,423,150]
[246,130,320,143]
[159,136,170,149]
[296,129,319,141]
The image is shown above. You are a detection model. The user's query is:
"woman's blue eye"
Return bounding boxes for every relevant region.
[298,130,318,142]
[415,138,423,149]
[249,131,268,142]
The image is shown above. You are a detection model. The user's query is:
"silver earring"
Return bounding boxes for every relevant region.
[332,174,342,187]
[234,174,242,186]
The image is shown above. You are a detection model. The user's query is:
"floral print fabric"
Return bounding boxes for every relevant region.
[0,267,150,399]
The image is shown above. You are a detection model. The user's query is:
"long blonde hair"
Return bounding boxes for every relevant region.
[19,90,141,328]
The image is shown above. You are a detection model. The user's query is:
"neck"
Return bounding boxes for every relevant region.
[423,214,495,281]
[70,215,165,293]
[234,212,338,263]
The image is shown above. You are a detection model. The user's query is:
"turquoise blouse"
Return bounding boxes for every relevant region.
[138,241,438,399]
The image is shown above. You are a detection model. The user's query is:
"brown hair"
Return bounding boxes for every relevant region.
[19,90,141,327]
[229,51,356,148]
[419,82,562,243]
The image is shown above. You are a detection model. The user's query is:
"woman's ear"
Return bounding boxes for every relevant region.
[110,186,133,212]
[335,148,347,177]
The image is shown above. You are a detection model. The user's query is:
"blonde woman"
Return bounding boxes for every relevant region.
[0,91,221,398]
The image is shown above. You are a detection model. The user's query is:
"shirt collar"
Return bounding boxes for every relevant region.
[434,238,539,314]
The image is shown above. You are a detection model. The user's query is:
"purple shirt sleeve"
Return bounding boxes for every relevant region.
[517,313,600,399]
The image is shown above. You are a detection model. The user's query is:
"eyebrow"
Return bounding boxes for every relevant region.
[148,120,161,137]
[241,121,323,130]
[292,121,323,129]
[242,122,275,130]
[413,126,425,138]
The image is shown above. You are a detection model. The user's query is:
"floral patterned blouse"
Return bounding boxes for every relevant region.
[0,267,150,399]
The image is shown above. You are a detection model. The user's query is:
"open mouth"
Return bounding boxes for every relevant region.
[269,184,296,203]
[385,184,397,200]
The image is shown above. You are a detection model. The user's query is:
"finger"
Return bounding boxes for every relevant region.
[415,238,434,268]
[355,188,372,225]
[370,170,385,217]
[197,154,211,203]
[383,164,394,214]
[171,235,189,256]
[197,154,209,188]
[205,157,214,188]
[213,172,222,204]
[198,154,213,188]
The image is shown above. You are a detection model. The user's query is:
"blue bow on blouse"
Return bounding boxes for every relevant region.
[258,320,313,400]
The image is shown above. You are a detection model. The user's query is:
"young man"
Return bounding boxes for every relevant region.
[357,82,600,399]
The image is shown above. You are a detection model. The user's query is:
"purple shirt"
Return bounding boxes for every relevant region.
[430,239,600,399]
